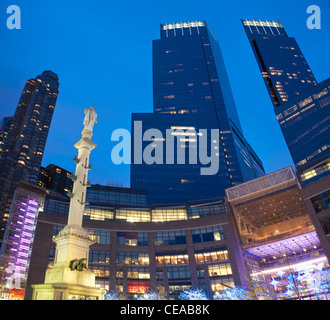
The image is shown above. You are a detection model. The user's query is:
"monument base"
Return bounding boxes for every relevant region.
[31,226,105,300]
[31,282,105,300]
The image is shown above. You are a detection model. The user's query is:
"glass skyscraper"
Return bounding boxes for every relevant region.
[242,19,329,183]
[0,71,59,244]
[275,79,330,185]
[131,21,264,205]
[242,19,318,107]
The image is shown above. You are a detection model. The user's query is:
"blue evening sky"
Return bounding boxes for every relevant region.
[0,0,329,187]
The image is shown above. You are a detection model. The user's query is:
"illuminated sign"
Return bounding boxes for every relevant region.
[127,282,150,294]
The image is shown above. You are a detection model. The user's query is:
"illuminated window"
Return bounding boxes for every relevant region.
[90,267,109,278]
[181,179,194,183]
[208,263,232,277]
[116,252,149,265]
[210,278,235,292]
[168,284,192,294]
[152,208,187,222]
[156,253,189,265]
[313,88,328,100]
[127,268,150,279]
[195,249,229,263]
[84,207,114,221]
[116,209,150,222]
[171,126,195,130]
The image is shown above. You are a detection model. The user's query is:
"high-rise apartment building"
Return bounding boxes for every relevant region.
[0,116,13,156]
[37,164,73,196]
[242,19,329,182]
[0,71,59,244]
[131,21,264,205]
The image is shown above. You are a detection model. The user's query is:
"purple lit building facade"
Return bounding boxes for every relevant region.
[0,182,47,299]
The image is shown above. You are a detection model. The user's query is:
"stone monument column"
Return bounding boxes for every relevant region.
[32,107,105,300]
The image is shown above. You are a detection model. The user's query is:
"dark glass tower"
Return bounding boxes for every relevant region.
[242,19,329,183]
[131,21,264,205]
[275,78,330,184]
[0,71,59,243]
[242,19,318,107]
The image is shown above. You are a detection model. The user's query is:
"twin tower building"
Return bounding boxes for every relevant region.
[131,19,329,204]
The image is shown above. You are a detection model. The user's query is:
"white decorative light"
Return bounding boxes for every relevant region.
[161,21,205,30]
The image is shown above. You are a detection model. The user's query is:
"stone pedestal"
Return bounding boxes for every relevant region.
[31,226,105,300]
[31,283,104,300]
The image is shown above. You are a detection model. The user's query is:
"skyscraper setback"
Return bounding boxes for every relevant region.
[131,21,264,205]
[242,19,329,183]
[0,71,59,244]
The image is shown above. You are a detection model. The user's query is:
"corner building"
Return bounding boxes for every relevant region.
[131,21,264,205]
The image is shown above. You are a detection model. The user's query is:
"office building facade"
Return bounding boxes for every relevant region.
[0,71,59,245]
[131,21,264,205]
